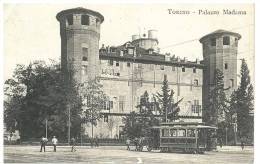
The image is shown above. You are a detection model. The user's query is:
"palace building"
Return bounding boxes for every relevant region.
[56,7,240,138]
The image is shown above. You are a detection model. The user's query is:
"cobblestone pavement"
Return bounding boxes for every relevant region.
[4,145,254,164]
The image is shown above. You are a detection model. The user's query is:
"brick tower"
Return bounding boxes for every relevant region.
[199,30,241,122]
[56,7,104,82]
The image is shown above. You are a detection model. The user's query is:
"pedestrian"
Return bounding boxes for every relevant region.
[241,140,245,150]
[219,138,223,148]
[52,136,58,152]
[134,138,138,151]
[94,136,99,147]
[126,138,131,150]
[40,136,48,152]
[70,137,76,152]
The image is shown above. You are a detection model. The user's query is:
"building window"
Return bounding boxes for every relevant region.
[116,61,119,67]
[182,67,185,72]
[82,48,88,61]
[225,63,228,69]
[194,79,199,86]
[82,56,88,61]
[81,15,89,25]
[211,38,216,46]
[111,48,116,53]
[109,60,113,66]
[192,100,201,114]
[193,68,196,73]
[230,79,234,88]
[119,96,125,112]
[138,63,142,69]
[128,48,134,55]
[109,101,113,109]
[172,66,175,71]
[160,65,164,70]
[104,115,108,122]
[127,62,131,67]
[67,15,73,25]
[116,73,120,76]
[223,36,230,45]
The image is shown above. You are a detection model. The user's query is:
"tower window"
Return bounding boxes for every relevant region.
[223,36,230,45]
[194,79,199,86]
[193,68,196,73]
[211,38,216,46]
[182,67,185,72]
[67,15,73,25]
[81,15,89,25]
[230,79,234,88]
[116,61,119,67]
[127,62,131,67]
[82,48,88,61]
[82,56,88,61]
[225,63,228,69]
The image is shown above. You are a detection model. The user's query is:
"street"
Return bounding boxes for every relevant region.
[4,145,253,163]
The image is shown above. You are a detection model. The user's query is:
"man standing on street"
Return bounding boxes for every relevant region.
[40,136,48,152]
[52,136,58,152]
[70,137,76,152]
[126,138,131,150]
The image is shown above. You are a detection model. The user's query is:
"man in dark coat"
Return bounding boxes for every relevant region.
[40,136,48,152]
[70,137,76,152]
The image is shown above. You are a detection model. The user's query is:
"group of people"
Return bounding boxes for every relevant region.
[40,136,76,152]
[126,138,145,151]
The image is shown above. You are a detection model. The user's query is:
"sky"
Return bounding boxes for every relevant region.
[3,3,254,81]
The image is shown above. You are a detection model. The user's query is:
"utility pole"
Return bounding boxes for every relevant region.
[45,119,48,138]
[68,104,71,144]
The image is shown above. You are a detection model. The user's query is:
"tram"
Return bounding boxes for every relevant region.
[142,122,217,153]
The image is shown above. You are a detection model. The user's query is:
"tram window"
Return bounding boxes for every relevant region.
[187,129,195,137]
[170,129,177,137]
[162,129,169,137]
[177,129,186,137]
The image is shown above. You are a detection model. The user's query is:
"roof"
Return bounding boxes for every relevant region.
[199,29,241,43]
[99,43,204,68]
[56,7,104,23]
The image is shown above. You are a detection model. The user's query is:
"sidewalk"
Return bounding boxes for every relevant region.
[216,146,254,152]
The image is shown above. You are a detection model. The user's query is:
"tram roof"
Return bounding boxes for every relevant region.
[160,122,205,126]
[150,125,217,129]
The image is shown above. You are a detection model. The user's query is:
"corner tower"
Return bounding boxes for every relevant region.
[56,7,104,81]
[200,30,241,122]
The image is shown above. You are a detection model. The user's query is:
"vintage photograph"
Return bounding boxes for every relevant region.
[3,3,254,163]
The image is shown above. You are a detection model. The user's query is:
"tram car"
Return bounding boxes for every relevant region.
[142,122,217,153]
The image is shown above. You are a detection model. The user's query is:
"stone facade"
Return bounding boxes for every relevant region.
[56,8,240,138]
